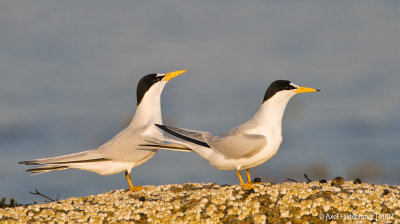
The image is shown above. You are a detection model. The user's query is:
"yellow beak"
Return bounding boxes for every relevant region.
[295,86,320,93]
[163,70,186,81]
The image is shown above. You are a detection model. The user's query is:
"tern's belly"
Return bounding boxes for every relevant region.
[210,137,282,171]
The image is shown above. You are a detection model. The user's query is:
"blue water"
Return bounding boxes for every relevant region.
[1,1,399,204]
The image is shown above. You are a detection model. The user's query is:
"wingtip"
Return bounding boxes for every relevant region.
[26,165,68,173]
[18,161,36,165]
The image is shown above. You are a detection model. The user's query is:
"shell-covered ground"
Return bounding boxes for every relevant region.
[1,181,399,223]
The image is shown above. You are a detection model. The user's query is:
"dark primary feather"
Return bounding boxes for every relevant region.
[155,124,211,148]
[19,158,110,165]
[38,158,110,164]
[18,160,39,165]
[140,143,192,152]
[27,166,68,173]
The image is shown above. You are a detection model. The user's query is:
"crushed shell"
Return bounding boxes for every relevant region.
[1,181,399,223]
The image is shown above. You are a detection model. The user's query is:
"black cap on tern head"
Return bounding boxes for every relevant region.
[136,74,164,105]
[263,80,296,102]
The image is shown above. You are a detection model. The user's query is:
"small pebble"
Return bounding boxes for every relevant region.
[139,196,146,202]
[353,178,362,184]
[331,177,345,186]
[383,189,390,196]
[319,179,327,184]
[253,178,261,183]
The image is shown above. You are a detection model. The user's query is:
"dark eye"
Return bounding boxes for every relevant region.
[285,85,296,90]
[155,76,163,83]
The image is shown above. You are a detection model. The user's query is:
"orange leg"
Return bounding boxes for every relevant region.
[125,171,143,192]
[246,169,253,184]
[236,170,255,190]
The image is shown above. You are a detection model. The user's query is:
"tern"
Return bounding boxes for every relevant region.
[143,80,319,189]
[19,70,186,192]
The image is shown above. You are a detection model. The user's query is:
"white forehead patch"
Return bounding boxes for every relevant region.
[156,74,164,77]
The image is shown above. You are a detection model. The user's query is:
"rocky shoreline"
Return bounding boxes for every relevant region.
[1,181,399,223]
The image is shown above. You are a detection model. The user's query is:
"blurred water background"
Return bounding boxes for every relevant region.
[1,1,400,203]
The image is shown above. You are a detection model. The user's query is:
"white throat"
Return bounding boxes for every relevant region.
[130,82,166,128]
[250,91,296,129]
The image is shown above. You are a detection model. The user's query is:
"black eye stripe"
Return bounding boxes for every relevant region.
[136,74,163,105]
[263,80,294,102]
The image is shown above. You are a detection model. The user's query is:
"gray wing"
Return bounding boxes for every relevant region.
[155,124,211,148]
[204,133,267,159]
[19,150,110,173]
[95,126,161,162]
[19,150,108,165]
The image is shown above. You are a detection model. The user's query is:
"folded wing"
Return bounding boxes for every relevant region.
[204,133,267,159]
[155,124,267,159]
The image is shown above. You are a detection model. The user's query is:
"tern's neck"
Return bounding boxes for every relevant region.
[130,88,163,128]
[130,95,162,127]
[251,95,292,128]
